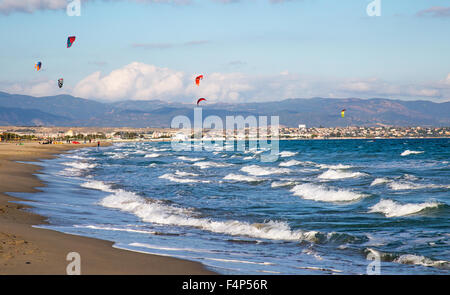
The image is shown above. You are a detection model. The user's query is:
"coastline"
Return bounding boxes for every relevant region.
[0,142,215,275]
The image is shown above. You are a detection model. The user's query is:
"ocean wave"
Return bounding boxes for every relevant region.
[62,162,97,169]
[223,173,263,183]
[144,153,160,158]
[271,181,297,188]
[401,150,424,156]
[129,242,216,254]
[159,173,209,183]
[279,151,298,158]
[388,181,449,191]
[241,165,292,176]
[74,224,157,235]
[368,199,442,217]
[174,170,199,177]
[317,163,353,170]
[97,186,321,242]
[193,161,232,169]
[177,156,205,162]
[279,160,304,167]
[365,248,449,270]
[81,180,116,192]
[290,183,366,202]
[318,169,367,180]
[370,178,391,186]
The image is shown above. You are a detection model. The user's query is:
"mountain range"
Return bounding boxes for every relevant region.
[0,91,449,128]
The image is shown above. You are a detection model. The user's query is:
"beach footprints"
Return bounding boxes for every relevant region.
[66,252,81,275]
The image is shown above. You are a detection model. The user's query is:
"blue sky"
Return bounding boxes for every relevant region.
[0,0,449,102]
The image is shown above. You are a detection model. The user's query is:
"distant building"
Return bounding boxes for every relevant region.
[65,129,74,137]
[298,124,306,129]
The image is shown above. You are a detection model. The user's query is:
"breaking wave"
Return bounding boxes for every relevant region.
[224,173,263,183]
[177,156,205,162]
[241,165,292,176]
[368,199,443,217]
[365,248,449,270]
[401,150,424,156]
[290,183,366,202]
[90,182,323,242]
[193,161,232,169]
[318,169,367,180]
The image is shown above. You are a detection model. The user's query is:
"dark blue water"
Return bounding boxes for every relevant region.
[12,139,450,274]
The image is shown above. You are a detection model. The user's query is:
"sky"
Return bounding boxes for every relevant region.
[0,0,449,103]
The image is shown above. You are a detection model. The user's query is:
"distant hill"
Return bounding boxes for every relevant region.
[0,91,448,127]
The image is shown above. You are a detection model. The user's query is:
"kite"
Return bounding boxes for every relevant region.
[341,109,346,118]
[195,75,204,86]
[35,62,42,71]
[67,36,76,48]
[196,98,206,106]
[58,78,64,88]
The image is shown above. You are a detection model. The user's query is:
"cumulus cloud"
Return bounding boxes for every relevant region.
[4,63,449,102]
[73,62,185,101]
[338,78,446,99]
[416,6,450,18]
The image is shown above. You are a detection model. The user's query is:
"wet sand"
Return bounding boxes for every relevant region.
[0,142,215,274]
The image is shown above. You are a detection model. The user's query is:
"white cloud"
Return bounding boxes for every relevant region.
[0,0,67,14]
[3,64,449,102]
[416,6,450,18]
[73,62,185,101]
[3,78,70,97]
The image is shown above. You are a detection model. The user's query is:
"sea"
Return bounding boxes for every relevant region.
[12,139,450,274]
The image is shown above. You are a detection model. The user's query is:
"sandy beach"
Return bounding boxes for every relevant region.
[0,142,215,275]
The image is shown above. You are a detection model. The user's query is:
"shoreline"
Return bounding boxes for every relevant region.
[0,142,215,274]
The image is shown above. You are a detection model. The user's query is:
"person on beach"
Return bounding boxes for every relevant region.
[97,141,100,148]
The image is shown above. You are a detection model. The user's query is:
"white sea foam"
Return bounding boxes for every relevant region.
[279,151,298,158]
[401,150,424,156]
[96,183,321,242]
[177,156,205,162]
[368,199,441,217]
[159,173,209,183]
[291,183,365,202]
[193,161,232,169]
[241,165,292,176]
[388,181,449,191]
[318,169,367,180]
[81,180,115,192]
[144,153,160,158]
[370,178,390,186]
[74,225,157,235]
[317,163,352,170]
[174,170,199,177]
[366,248,450,270]
[66,155,86,160]
[224,173,263,183]
[279,160,303,167]
[243,156,255,160]
[62,162,97,169]
[394,254,449,269]
[271,181,296,188]
[130,242,216,254]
